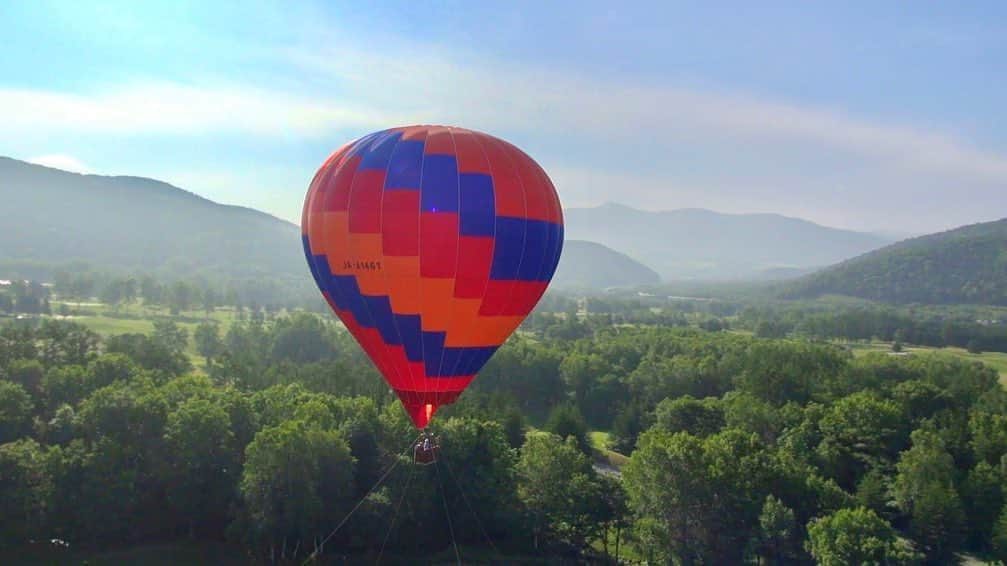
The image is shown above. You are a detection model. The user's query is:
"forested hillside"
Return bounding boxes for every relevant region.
[1,157,305,282]
[552,240,661,289]
[782,218,1007,305]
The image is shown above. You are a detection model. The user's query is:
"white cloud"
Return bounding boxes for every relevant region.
[300,47,1007,185]
[27,154,92,174]
[2,37,1005,231]
[285,43,1007,230]
[0,82,406,137]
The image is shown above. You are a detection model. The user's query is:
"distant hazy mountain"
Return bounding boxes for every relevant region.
[781,218,1007,305]
[1,156,304,282]
[552,240,660,289]
[1,157,654,292]
[563,203,891,280]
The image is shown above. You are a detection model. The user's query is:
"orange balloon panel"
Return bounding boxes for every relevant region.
[303,126,563,428]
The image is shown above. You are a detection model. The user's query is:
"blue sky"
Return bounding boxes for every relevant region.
[2,1,1005,232]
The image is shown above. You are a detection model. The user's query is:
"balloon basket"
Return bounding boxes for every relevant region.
[413,432,440,466]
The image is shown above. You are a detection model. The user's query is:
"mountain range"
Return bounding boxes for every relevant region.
[563,203,892,280]
[8,156,1000,303]
[0,157,654,290]
[2,156,303,282]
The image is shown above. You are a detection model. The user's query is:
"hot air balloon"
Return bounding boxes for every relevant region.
[301,125,564,430]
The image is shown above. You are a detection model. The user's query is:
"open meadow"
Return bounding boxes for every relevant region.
[846,340,1007,383]
[50,300,240,371]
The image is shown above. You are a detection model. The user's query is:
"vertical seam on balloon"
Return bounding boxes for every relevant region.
[416,131,430,404]
[369,132,410,399]
[345,132,401,394]
[505,142,552,290]
[458,129,501,379]
[488,135,529,324]
[376,134,420,404]
[432,126,464,381]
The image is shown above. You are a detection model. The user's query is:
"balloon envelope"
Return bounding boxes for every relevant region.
[302,126,564,427]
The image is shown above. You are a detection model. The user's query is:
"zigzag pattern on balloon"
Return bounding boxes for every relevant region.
[302,126,564,427]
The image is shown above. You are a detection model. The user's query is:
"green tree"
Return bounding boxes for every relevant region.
[0,381,33,443]
[969,409,1007,465]
[8,358,45,400]
[754,319,787,339]
[991,505,1007,562]
[909,483,965,564]
[37,321,101,368]
[805,507,917,566]
[162,398,239,537]
[153,320,189,354]
[722,391,782,444]
[193,321,224,365]
[734,340,847,406]
[99,280,124,309]
[140,276,163,306]
[269,313,338,364]
[77,379,168,449]
[653,395,724,437]
[0,439,53,545]
[75,437,143,542]
[558,352,612,426]
[892,380,951,426]
[435,418,521,546]
[517,433,607,553]
[105,333,191,376]
[816,391,906,489]
[87,353,139,389]
[624,429,773,564]
[168,281,194,315]
[855,467,893,520]
[43,365,91,410]
[961,461,1003,551]
[597,473,630,562]
[0,325,38,369]
[610,401,648,454]
[46,404,77,445]
[238,419,355,560]
[748,495,799,564]
[121,277,138,305]
[202,287,218,317]
[543,402,590,454]
[893,429,965,563]
[893,429,956,515]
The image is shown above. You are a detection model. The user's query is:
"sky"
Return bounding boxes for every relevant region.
[2,1,1005,233]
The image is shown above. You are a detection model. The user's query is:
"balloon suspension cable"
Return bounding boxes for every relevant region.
[435,456,463,566]
[376,454,417,565]
[303,432,423,565]
[441,452,501,556]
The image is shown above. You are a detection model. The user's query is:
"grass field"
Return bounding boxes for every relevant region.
[590,430,629,469]
[845,340,1007,383]
[52,300,240,372]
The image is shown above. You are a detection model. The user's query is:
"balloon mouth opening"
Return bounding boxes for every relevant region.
[404,401,441,429]
[396,390,465,429]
